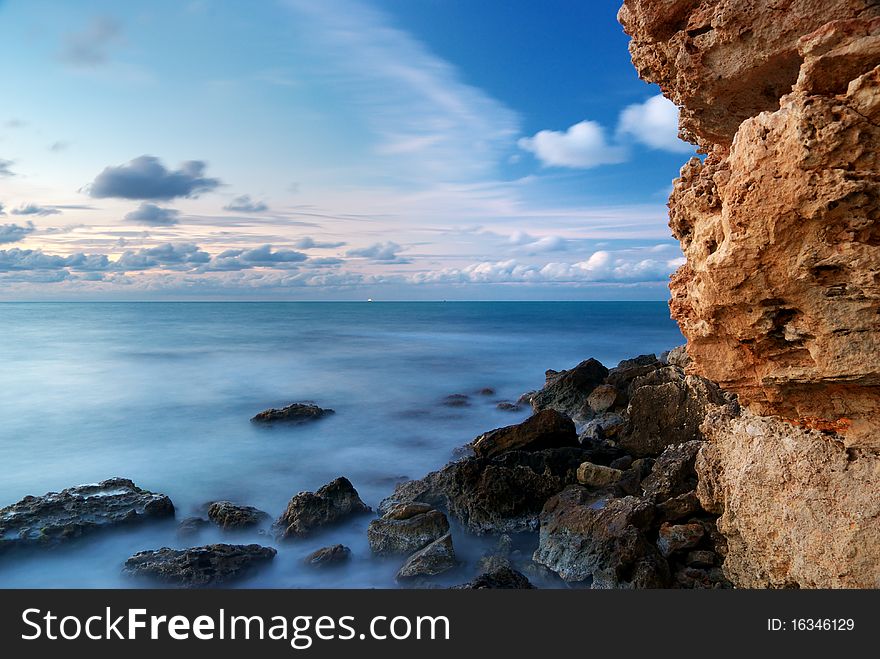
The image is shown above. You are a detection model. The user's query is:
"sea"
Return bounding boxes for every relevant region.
[0,301,683,588]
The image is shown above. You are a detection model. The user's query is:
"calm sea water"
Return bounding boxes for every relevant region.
[0,301,682,588]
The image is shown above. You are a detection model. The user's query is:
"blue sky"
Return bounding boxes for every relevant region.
[0,0,694,300]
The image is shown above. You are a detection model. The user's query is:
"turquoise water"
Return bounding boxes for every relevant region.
[0,301,682,588]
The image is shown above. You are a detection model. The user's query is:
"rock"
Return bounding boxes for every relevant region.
[396,533,457,581]
[609,455,633,471]
[586,384,618,413]
[657,522,705,558]
[619,367,732,457]
[381,502,435,520]
[655,491,701,523]
[640,440,702,501]
[442,394,470,408]
[177,517,210,539]
[605,354,662,404]
[496,401,521,411]
[529,358,609,421]
[207,501,270,530]
[304,544,351,567]
[381,447,590,534]
[578,412,627,444]
[532,485,662,586]
[666,345,690,368]
[251,402,334,424]
[576,462,624,488]
[275,477,371,539]
[686,550,716,569]
[124,544,276,587]
[478,388,496,396]
[473,409,578,459]
[697,408,880,588]
[0,478,174,551]
[452,566,535,589]
[368,509,450,556]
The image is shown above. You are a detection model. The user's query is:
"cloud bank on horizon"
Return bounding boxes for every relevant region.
[0,0,695,300]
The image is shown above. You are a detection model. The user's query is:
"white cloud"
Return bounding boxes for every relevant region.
[517,121,627,169]
[346,241,407,262]
[617,94,692,153]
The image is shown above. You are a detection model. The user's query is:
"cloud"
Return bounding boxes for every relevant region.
[0,202,4,216]
[207,244,308,271]
[346,241,407,262]
[223,195,269,213]
[617,94,692,153]
[61,16,123,67]
[518,120,627,169]
[88,155,221,200]
[115,243,211,271]
[0,159,15,177]
[0,222,35,244]
[10,204,61,216]
[124,202,180,226]
[293,236,347,249]
[49,141,70,152]
[508,231,568,253]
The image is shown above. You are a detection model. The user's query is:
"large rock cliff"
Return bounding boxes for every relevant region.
[619,0,880,587]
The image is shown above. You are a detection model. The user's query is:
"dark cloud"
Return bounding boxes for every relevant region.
[346,241,408,262]
[10,204,62,217]
[0,159,15,177]
[124,202,180,226]
[115,243,211,271]
[0,202,4,215]
[0,222,35,244]
[223,195,268,213]
[61,16,122,67]
[293,236,346,249]
[207,245,307,271]
[88,155,221,200]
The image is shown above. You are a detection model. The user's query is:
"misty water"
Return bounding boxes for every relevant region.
[0,301,682,588]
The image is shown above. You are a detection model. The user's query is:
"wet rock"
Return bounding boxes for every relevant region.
[396,533,457,581]
[442,394,470,408]
[124,544,276,587]
[177,517,210,539]
[619,367,731,457]
[587,384,618,414]
[641,440,703,501]
[533,485,660,586]
[304,544,351,567]
[496,401,521,412]
[368,508,450,556]
[0,478,174,551]
[478,388,496,396]
[576,462,624,488]
[473,409,578,459]
[657,522,705,558]
[207,501,270,530]
[251,402,334,424]
[529,358,609,421]
[275,477,371,539]
[381,447,590,534]
[452,566,535,589]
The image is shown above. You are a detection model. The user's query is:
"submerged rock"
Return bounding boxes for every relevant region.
[496,401,521,412]
[442,394,471,408]
[124,544,276,587]
[177,517,210,539]
[396,533,457,581]
[0,478,174,551]
[472,409,578,459]
[367,507,450,556]
[453,566,535,589]
[275,477,371,539]
[251,402,334,424]
[207,501,270,530]
[304,544,351,567]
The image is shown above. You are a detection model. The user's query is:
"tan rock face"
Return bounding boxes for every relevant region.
[620,1,880,587]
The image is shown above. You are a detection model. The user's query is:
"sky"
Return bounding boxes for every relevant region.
[0,0,695,300]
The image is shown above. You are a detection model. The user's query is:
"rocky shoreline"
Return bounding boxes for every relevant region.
[0,347,744,589]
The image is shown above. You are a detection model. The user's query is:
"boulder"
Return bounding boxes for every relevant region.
[576,462,624,488]
[367,508,450,556]
[207,501,270,530]
[586,384,618,413]
[304,544,351,567]
[641,440,703,501]
[529,358,609,421]
[657,522,705,558]
[578,412,627,444]
[251,402,334,424]
[472,409,578,459]
[496,401,521,412]
[532,485,663,587]
[396,533,457,581]
[665,345,690,369]
[0,478,174,551]
[124,544,276,587]
[275,477,371,539]
[452,566,535,589]
[605,354,663,405]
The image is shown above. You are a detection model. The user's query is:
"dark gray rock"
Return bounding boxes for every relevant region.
[177,517,210,539]
[124,544,276,587]
[442,394,470,408]
[686,550,716,568]
[367,508,450,556]
[496,401,521,411]
[529,358,609,421]
[207,501,270,530]
[641,440,703,501]
[0,478,174,551]
[304,544,351,567]
[666,345,691,368]
[275,477,371,539]
[251,403,334,424]
[472,409,578,459]
[396,533,456,581]
[452,566,535,589]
